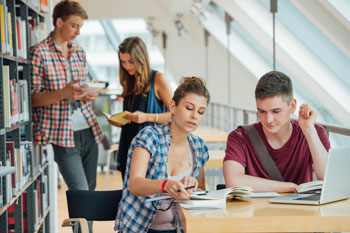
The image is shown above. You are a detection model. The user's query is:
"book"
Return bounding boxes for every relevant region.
[82,82,106,93]
[146,187,253,209]
[177,187,253,209]
[188,186,253,200]
[296,180,323,193]
[95,110,131,125]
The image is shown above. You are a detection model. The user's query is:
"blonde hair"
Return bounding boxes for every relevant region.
[118,37,151,96]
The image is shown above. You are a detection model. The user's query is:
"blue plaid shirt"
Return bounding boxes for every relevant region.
[115,122,209,233]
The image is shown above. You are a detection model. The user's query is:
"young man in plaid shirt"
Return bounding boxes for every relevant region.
[30,0,103,192]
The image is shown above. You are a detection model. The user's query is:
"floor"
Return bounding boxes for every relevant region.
[57,170,123,233]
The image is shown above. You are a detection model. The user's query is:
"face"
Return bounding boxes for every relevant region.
[256,95,296,134]
[56,15,83,42]
[170,93,207,133]
[119,53,137,75]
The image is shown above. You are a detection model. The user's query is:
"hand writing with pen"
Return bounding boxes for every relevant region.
[163,176,198,200]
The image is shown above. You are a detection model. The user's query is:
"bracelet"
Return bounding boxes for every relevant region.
[161,180,168,193]
[154,113,159,124]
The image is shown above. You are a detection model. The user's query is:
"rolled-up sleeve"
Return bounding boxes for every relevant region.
[30,47,45,95]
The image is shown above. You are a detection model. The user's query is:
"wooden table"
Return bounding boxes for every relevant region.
[205,150,225,168]
[193,126,228,143]
[177,197,350,232]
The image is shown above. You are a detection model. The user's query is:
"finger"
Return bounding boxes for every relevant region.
[70,79,80,85]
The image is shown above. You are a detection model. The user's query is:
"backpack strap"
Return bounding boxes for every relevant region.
[239,125,285,181]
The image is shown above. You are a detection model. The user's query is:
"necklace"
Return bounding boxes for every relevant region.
[170,144,188,167]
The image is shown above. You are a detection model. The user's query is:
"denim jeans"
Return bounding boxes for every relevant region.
[52,128,98,191]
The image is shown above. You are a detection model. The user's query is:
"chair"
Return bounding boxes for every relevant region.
[62,189,122,233]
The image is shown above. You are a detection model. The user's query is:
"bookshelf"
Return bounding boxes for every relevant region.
[0,0,49,232]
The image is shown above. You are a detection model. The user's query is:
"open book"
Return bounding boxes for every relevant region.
[95,110,131,125]
[177,186,253,209]
[296,180,323,193]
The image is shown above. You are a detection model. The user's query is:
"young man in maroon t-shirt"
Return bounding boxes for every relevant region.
[223,71,330,193]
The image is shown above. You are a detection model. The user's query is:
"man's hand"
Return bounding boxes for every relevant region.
[298,103,317,132]
[61,80,87,101]
[82,91,99,102]
[124,111,147,124]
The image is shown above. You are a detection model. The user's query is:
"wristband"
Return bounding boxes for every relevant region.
[154,113,159,123]
[161,180,168,193]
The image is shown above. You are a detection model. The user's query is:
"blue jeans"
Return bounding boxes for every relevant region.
[52,128,98,191]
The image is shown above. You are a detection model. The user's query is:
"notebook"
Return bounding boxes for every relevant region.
[268,147,350,205]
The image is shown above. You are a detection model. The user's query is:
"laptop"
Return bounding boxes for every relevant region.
[269,147,350,205]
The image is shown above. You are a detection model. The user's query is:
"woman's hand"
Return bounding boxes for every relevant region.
[180,176,198,195]
[164,180,191,200]
[125,111,148,124]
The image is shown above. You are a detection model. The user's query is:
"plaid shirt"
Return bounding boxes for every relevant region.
[115,122,209,233]
[30,33,103,147]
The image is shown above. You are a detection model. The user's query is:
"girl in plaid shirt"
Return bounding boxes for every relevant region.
[115,77,211,233]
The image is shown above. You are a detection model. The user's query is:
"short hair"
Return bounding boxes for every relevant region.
[118,37,151,97]
[52,0,88,27]
[173,77,210,106]
[255,71,293,102]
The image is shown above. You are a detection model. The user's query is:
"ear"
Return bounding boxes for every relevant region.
[169,100,176,115]
[56,17,63,28]
[289,98,297,113]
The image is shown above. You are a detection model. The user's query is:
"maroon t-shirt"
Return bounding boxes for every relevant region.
[224,120,331,184]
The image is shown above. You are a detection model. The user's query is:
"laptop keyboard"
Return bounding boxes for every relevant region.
[295,194,321,201]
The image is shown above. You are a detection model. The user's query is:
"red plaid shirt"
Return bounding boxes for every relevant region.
[30,33,103,147]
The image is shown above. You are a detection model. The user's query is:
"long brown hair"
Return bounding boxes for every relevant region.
[118,37,151,96]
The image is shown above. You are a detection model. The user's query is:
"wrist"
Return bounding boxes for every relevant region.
[154,113,159,123]
[161,180,168,193]
[57,88,65,100]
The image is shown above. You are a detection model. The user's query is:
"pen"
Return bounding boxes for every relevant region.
[175,185,195,193]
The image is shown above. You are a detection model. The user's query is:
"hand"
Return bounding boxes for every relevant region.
[82,91,99,102]
[298,103,317,132]
[164,180,190,200]
[61,80,87,101]
[180,176,198,195]
[124,111,147,124]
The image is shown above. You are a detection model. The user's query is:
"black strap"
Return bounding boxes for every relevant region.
[240,125,284,181]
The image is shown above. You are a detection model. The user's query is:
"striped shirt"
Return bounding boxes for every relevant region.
[30,33,103,147]
[114,122,209,233]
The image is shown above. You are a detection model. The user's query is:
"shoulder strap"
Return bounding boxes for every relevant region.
[240,125,284,181]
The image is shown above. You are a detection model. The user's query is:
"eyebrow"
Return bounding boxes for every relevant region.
[257,108,281,111]
[185,102,206,110]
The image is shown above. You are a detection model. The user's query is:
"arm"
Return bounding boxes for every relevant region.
[125,72,172,124]
[129,147,192,200]
[298,103,328,180]
[223,160,297,192]
[32,80,88,107]
[197,168,206,190]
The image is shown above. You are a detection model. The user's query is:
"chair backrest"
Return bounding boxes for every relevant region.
[66,189,122,221]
